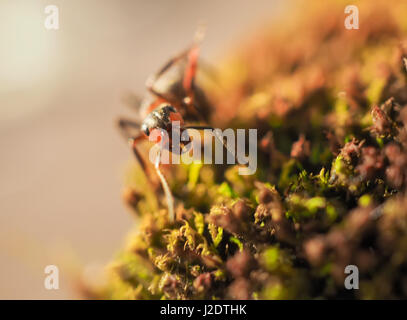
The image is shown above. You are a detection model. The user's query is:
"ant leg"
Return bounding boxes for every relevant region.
[181,45,205,120]
[154,149,175,222]
[182,45,199,95]
[117,118,158,187]
[117,118,141,140]
[129,135,149,174]
[182,25,206,108]
[118,118,175,217]
[181,44,216,123]
[130,135,163,192]
[146,86,176,106]
[184,126,239,164]
[145,48,190,103]
[148,49,189,83]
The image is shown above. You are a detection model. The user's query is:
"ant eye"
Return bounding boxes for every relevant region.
[168,106,177,113]
[141,123,150,136]
[159,104,177,114]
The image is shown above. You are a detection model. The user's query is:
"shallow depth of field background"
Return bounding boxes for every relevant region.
[0,0,285,299]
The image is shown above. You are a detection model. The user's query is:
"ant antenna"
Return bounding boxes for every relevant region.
[154,150,175,222]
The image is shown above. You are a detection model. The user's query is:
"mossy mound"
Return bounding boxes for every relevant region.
[101,1,407,299]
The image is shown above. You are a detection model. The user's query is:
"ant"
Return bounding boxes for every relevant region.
[118,28,226,222]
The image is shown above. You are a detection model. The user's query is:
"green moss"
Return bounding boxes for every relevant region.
[93,0,407,300]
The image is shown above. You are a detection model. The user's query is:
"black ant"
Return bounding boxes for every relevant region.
[117,29,225,222]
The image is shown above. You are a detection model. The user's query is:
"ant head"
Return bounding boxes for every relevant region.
[141,104,184,139]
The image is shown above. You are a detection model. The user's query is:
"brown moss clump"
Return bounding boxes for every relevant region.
[95,0,407,299]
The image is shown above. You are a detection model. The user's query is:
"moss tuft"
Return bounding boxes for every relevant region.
[95,0,407,299]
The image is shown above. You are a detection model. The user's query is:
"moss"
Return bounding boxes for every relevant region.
[93,0,407,299]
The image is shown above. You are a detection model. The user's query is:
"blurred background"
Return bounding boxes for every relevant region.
[0,0,285,299]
